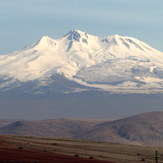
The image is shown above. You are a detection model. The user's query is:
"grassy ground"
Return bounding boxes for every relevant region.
[0,135,163,163]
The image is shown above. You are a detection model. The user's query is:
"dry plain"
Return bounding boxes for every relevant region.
[0,135,163,163]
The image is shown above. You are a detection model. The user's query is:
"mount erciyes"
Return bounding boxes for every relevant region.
[0,30,163,95]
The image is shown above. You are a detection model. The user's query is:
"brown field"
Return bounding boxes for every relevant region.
[0,148,112,163]
[0,135,163,163]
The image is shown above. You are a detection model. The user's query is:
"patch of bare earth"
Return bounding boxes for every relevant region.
[0,136,114,163]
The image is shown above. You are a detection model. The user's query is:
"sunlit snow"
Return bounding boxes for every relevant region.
[0,29,163,94]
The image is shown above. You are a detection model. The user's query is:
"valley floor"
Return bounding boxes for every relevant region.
[0,135,163,163]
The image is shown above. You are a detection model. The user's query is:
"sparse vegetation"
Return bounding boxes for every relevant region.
[141,158,145,161]
[18,146,23,150]
[1,112,163,147]
[0,135,163,163]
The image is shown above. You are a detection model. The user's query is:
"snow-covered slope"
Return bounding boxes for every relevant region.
[0,29,163,94]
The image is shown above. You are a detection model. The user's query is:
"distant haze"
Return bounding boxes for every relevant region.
[0,30,163,120]
[0,93,163,120]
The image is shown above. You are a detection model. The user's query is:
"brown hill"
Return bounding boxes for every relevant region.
[81,111,163,146]
[0,111,163,147]
[0,119,100,137]
[0,119,16,128]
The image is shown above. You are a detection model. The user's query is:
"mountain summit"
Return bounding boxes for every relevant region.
[0,30,163,94]
[64,29,89,42]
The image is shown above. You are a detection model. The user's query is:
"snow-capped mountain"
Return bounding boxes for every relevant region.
[0,29,163,94]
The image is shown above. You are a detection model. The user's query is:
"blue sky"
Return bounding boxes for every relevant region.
[0,0,163,54]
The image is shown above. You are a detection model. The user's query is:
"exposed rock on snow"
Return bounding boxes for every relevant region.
[0,30,163,94]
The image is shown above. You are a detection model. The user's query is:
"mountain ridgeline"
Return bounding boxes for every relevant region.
[0,111,163,147]
[0,29,163,95]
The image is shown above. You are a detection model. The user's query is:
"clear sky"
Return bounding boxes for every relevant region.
[0,0,163,54]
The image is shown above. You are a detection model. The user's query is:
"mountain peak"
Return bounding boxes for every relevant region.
[66,29,87,35]
[34,36,56,49]
[101,34,151,52]
[0,30,163,94]
[64,29,88,42]
[107,34,127,41]
[40,35,52,41]
[39,36,54,44]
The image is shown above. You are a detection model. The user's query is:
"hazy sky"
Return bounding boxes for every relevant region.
[0,0,163,54]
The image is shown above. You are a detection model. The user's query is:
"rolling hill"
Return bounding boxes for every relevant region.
[0,111,163,147]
